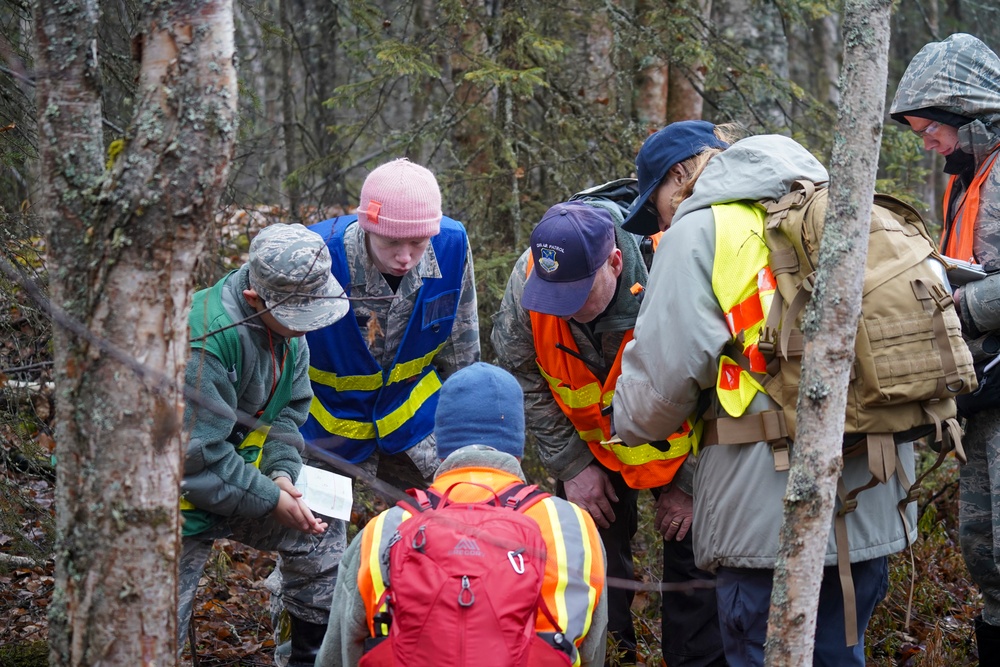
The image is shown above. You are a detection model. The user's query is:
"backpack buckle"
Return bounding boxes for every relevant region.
[758,329,777,358]
[771,439,790,472]
[837,498,859,516]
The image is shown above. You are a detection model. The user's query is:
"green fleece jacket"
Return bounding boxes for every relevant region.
[181,265,312,524]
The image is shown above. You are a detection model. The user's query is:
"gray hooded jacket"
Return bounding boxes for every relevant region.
[613,135,917,571]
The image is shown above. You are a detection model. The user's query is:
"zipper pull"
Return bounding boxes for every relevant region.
[458,575,475,607]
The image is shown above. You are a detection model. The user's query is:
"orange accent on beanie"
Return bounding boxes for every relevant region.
[357,158,442,239]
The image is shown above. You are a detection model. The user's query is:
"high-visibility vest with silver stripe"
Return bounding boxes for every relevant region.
[527,263,699,489]
[710,202,776,417]
[356,482,602,667]
[301,215,467,462]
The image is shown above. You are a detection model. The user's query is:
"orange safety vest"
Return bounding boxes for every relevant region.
[528,305,699,489]
[941,149,1000,262]
[356,469,604,667]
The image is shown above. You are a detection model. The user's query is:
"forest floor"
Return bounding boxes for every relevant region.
[0,429,984,665]
[0,218,985,666]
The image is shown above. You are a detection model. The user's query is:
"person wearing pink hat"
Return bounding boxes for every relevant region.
[303,157,480,489]
[270,158,478,663]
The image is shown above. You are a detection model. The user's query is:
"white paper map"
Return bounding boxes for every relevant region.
[296,465,353,521]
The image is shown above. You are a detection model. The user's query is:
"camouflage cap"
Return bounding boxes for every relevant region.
[248,223,349,332]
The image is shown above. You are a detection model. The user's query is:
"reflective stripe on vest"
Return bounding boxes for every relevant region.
[356,484,600,667]
[534,494,597,667]
[306,370,442,440]
[301,215,467,462]
[358,506,411,638]
[711,202,775,417]
[941,149,1000,263]
[527,259,697,488]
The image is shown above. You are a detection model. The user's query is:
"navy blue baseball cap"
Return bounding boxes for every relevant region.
[522,202,616,318]
[621,120,728,236]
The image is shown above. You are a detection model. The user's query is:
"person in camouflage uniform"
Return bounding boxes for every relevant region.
[890,33,1000,660]
[180,223,350,666]
[492,201,650,664]
[301,158,480,492]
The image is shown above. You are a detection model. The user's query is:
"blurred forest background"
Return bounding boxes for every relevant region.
[1,0,999,664]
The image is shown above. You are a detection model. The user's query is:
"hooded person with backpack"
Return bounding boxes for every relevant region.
[316,362,607,667]
[890,32,1000,658]
[612,135,921,667]
[493,121,731,667]
[180,223,351,666]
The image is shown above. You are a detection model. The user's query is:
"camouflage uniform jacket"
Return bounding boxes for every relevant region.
[337,220,480,454]
[890,32,1000,271]
[182,265,310,519]
[491,220,655,482]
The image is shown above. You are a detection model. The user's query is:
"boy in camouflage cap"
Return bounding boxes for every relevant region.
[179,223,348,666]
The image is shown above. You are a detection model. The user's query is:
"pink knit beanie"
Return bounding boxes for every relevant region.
[357,158,442,239]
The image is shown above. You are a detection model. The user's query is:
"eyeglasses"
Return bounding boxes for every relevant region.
[913,121,942,139]
[643,200,659,219]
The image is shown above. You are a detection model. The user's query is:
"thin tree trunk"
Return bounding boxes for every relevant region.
[666,0,710,122]
[763,2,893,664]
[815,13,841,110]
[666,63,704,122]
[711,0,789,131]
[280,0,301,222]
[36,0,238,663]
[635,59,668,132]
[584,1,615,111]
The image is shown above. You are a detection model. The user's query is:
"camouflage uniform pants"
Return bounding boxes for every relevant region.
[177,510,347,645]
[959,406,1000,626]
[264,441,437,652]
[355,435,439,497]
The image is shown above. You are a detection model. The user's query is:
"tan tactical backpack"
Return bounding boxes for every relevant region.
[758,180,976,453]
[754,180,977,646]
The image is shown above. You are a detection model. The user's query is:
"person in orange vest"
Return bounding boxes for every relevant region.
[493,197,707,664]
[315,362,607,667]
[890,33,1000,660]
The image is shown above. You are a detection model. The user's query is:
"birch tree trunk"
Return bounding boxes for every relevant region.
[35,0,238,663]
[763,1,892,664]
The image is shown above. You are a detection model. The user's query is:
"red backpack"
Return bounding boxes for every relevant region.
[359,482,572,667]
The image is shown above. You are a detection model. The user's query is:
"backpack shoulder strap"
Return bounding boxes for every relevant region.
[399,487,439,513]
[496,482,551,513]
